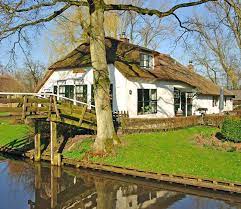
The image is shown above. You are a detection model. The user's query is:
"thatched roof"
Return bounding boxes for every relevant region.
[37,37,234,96]
[0,75,24,92]
[230,90,241,101]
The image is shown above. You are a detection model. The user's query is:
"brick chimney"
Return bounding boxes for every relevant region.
[188,60,194,71]
[120,32,129,43]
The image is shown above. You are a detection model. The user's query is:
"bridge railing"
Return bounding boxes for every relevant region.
[0,92,95,108]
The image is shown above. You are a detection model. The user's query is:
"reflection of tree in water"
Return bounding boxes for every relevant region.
[30,165,185,209]
[25,164,241,209]
[7,160,35,194]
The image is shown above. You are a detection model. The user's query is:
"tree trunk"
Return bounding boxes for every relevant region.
[88,0,120,153]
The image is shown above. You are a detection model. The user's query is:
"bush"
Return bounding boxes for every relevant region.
[221,118,241,142]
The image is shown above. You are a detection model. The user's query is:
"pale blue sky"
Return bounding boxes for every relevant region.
[0,0,208,69]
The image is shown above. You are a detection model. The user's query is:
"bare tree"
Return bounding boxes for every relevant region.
[0,0,216,153]
[118,0,173,50]
[182,0,241,89]
[23,58,45,91]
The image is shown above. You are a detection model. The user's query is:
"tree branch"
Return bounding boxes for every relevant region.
[0,4,71,38]
[0,0,88,13]
[7,1,59,13]
[105,0,217,18]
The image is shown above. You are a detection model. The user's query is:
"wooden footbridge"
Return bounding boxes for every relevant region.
[0,92,97,165]
[0,92,96,130]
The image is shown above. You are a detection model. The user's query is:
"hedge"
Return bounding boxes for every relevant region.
[221,118,241,142]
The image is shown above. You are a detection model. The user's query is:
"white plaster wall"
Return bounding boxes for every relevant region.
[126,80,175,118]
[39,66,233,118]
[109,65,128,112]
[224,96,233,111]
[38,64,128,112]
[192,95,233,115]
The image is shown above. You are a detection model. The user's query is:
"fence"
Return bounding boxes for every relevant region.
[119,112,241,134]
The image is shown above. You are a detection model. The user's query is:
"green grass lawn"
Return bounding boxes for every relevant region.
[0,117,31,149]
[64,126,241,183]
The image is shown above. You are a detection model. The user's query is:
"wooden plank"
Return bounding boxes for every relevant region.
[22,96,27,120]
[53,96,60,118]
[0,97,49,104]
[59,110,96,124]
[0,98,22,104]
[50,121,59,166]
[79,105,87,125]
[48,96,53,118]
[58,105,96,122]
[51,115,97,130]
[0,106,48,113]
[27,115,48,119]
[34,121,41,162]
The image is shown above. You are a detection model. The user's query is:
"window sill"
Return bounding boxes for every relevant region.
[137,112,157,115]
[140,66,153,70]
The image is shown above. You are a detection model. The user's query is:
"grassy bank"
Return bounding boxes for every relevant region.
[1,115,241,183]
[63,126,241,183]
[0,117,31,149]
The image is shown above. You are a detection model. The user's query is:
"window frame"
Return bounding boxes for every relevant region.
[59,85,66,97]
[212,96,219,107]
[137,89,157,115]
[75,85,87,103]
[140,53,154,69]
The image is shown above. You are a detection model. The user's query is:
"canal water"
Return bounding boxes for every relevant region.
[0,157,241,209]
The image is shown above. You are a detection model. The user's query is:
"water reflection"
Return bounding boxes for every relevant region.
[0,159,241,209]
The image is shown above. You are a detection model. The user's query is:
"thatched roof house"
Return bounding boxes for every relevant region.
[37,37,234,118]
[37,37,233,96]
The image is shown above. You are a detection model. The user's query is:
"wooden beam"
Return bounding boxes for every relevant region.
[51,166,59,208]
[79,105,87,125]
[58,105,96,122]
[51,115,97,130]
[34,121,41,162]
[21,95,27,120]
[50,121,61,166]
[34,163,42,189]
[53,96,60,119]
[0,106,48,113]
[49,96,53,119]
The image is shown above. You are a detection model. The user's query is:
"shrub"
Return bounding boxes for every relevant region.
[221,118,241,142]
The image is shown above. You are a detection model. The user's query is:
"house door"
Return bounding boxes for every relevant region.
[180,92,186,116]
[65,85,74,99]
[181,92,192,116]
[174,88,192,116]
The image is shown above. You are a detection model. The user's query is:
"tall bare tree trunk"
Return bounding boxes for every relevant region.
[88,0,120,153]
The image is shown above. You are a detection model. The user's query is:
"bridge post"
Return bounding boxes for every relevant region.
[34,121,41,162]
[51,166,61,208]
[50,121,61,166]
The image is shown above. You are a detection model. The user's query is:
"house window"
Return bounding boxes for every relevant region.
[212,96,218,107]
[59,85,65,97]
[140,53,153,69]
[138,89,157,114]
[53,86,57,95]
[76,85,87,103]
